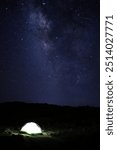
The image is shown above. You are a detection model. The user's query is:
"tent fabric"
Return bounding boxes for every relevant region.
[21,122,42,134]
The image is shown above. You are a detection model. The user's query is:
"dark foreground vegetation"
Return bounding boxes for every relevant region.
[0,102,100,150]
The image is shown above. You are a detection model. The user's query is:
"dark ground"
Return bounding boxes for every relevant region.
[0,102,100,150]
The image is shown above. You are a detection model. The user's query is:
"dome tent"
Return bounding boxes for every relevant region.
[21,122,42,134]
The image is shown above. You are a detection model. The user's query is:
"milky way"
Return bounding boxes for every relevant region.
[0,0,100,106]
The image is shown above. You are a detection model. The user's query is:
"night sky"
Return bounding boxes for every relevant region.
[0,0,100,106]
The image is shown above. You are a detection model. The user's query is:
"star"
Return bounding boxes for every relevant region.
[42,2,46,6]
[21,3,25,6]
[48,75,52,79]
[77,13,80,17]
[55,36,59,40]
[55,55,58,58]
[21,38,24,41]
[5,8,8,11]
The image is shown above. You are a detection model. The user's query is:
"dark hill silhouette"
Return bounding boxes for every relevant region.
[0,102,100,150]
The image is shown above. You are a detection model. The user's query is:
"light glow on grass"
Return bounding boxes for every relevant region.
[21,122,42,134]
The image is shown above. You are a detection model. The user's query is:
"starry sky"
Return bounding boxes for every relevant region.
[0,0,100,106]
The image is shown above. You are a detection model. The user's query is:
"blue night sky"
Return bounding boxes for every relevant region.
[0,0,100,106]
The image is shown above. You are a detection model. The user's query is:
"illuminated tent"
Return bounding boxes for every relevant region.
[21,122,42,134]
